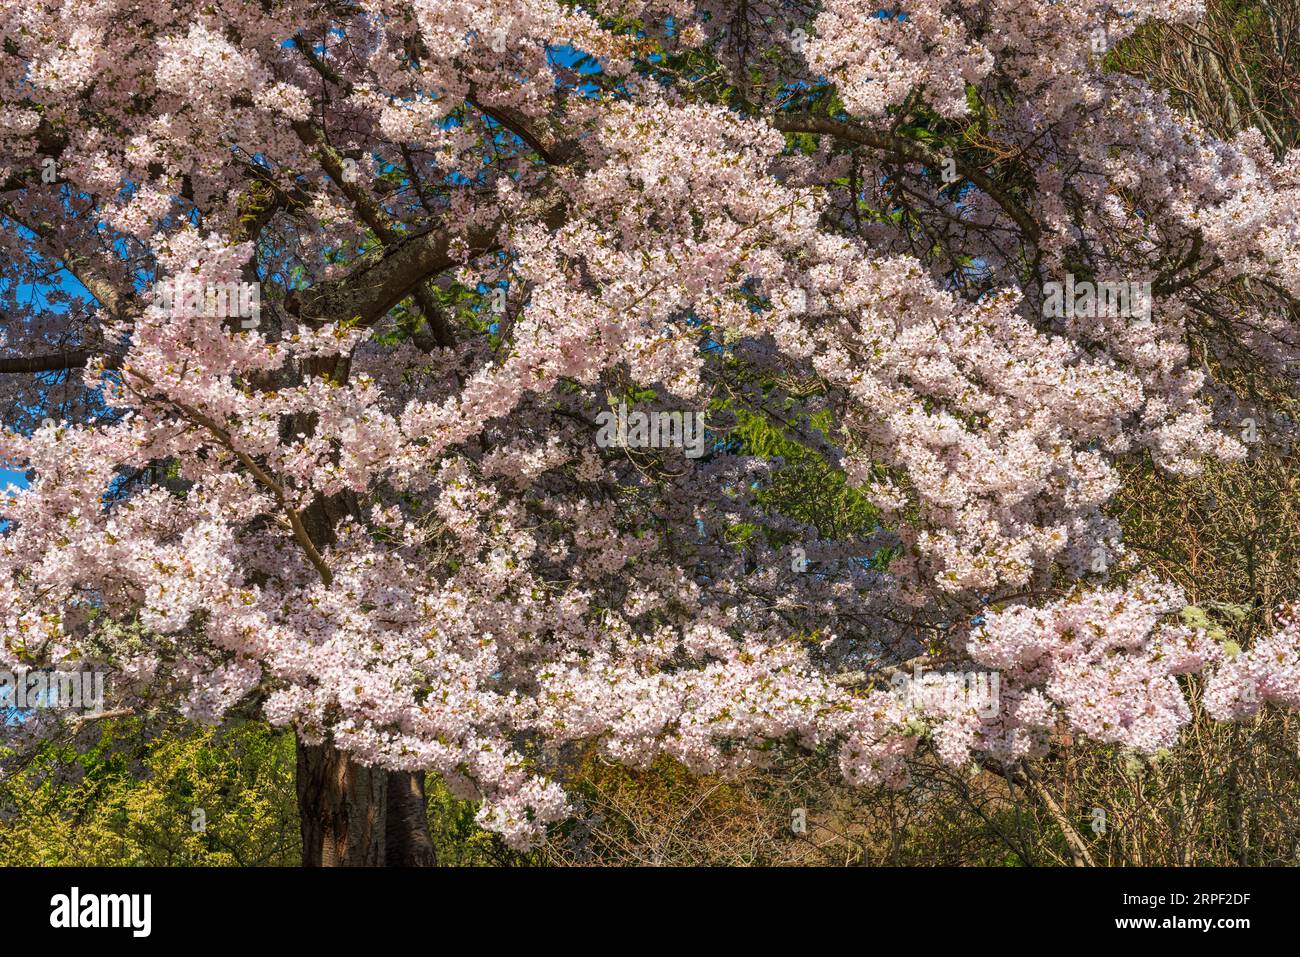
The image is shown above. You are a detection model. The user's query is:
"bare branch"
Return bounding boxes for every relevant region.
[0,350,125,375]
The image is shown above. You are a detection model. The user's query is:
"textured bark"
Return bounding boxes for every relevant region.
[0,350,125,375]
[385,771,437,867]
[297,739,388,866]
[296,743,435,866]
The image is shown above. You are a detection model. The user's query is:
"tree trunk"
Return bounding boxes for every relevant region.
[296,738,437,866]
[386,771,437,866]
[296,738,388,866]
[289,358,435,867]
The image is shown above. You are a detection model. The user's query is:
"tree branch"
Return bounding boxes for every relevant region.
[293,192,567,329]
[772,113,1043,245]
[0,350,125,375]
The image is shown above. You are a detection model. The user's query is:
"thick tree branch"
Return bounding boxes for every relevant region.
[0,350,125,375]
[293,192,567,329]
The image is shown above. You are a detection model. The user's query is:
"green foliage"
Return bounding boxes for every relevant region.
[725,396,879,544]
[424,776,540,866]
[0,718,300,866]
[0,714,542,867]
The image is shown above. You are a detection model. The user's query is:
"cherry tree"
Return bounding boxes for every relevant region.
[2,0,1298,863]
